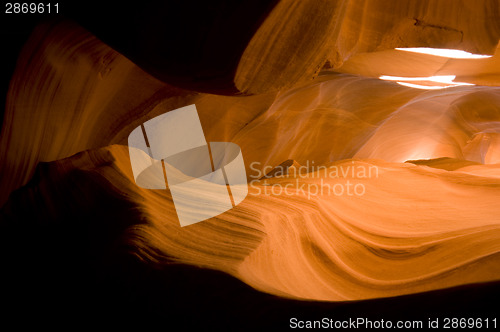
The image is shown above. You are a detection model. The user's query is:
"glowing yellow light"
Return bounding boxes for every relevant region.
[395,82,449,90]
[379,75,474,90]
[380,75,457,83]
[395,47,492,59]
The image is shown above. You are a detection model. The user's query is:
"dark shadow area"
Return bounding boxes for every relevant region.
[0,15,41,132]
[0,0,279,132]
[0,6,64,136]
[66,0,280,94]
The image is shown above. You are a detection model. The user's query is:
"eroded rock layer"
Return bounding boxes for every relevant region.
[1,4,500,304]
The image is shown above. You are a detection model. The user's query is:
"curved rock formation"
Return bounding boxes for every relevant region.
[1,1,500,324]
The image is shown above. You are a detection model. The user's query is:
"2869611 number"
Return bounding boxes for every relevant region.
[443,317,497,329]
[5,3,59,14]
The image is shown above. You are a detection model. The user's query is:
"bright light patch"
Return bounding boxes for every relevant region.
[379,75,475,90]
[395,47,492,59]
[396,82,451,90]
[378,47,490,89]
[380,75,457,83]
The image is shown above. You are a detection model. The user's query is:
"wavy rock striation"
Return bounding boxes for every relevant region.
[1,8,500,307]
